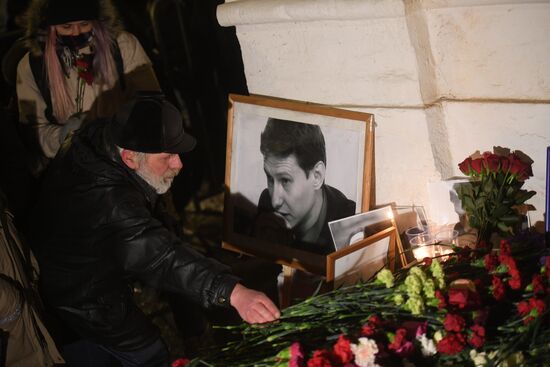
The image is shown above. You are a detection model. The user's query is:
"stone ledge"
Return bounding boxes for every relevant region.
[217,0,549,26]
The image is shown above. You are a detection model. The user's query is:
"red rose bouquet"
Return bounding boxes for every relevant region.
[456,146,536,244]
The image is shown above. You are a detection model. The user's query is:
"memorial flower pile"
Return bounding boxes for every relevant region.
[456,147,536,244]
[176,147,545,367]
[187,230,549,367]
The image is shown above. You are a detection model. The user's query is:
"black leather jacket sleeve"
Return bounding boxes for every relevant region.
[108,191,239,309]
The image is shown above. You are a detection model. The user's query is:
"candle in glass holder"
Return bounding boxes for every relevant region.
[410,234,436,261]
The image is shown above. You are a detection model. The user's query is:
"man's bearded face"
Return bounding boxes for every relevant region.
[135,153,182,194]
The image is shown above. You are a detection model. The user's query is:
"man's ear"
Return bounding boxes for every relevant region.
[120,149,140,170]
[311,161,326,190]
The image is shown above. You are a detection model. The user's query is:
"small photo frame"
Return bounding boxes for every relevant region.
[326,226,397,288]
[222,94,374,274]
[328,206,396,251]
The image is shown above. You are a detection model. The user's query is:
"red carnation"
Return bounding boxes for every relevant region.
[468,325,486,348]
[361,323,376,337]
[437,332,466,355]
[171,358,190,367]
[368,315,382,327]
[290,343,305,367]
[388,328,407,351]
[443,314,466,332]
[307,350,333,367]
[508,276,522,290]
[448,288,468,309]
[517,300,530,316]
[499,254,519,278]
[388,329,414,358]
[333,335,353,365]
[491,276,506,300]
[500,240,511,256]
[435,290,447,309]
[529,297,546,315]
[361,315,382,336]
[484,254,498,271]
[518,298,546,325]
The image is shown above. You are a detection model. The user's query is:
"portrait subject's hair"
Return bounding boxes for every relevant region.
[260,118,326,175]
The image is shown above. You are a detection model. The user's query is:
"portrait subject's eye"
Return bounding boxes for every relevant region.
[280,177,292,189]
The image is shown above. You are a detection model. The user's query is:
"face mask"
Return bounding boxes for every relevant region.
[58,31,93,51]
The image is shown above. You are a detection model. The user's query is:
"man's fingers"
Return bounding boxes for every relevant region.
[260,297,281,319]
[246,304,277,324]
[230,283,281,324]
[252,302,278,323]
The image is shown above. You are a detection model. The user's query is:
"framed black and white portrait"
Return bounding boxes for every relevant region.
[223,94,374,275]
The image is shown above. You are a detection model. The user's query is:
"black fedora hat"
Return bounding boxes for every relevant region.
[110,92,196,154]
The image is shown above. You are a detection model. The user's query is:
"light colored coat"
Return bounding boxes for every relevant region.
[16,0,160,161]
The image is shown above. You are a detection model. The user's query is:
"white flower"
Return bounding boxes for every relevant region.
[433,330,444,343]
[416,334,437,356]
[350,337,380,367]
[469,350,488,367]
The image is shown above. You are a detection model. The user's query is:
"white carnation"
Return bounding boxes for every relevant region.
[416,334,437,356]
[350,337,380,367]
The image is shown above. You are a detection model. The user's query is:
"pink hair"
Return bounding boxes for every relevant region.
[44,21,118,122]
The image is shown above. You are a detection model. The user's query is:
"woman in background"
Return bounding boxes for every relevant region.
[16,0,160,174]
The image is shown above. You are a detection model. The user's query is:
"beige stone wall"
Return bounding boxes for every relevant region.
[218,0,550,224]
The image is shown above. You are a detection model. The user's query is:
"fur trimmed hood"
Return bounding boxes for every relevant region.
[25,0,123,56]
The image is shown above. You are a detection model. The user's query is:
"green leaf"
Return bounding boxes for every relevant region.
[462,196,475,211]
[500,215,522,224]
[514,190,536,204]
[492,204,510,218]
[497,221,513,233]
[482,178,494,193]
[469,216,480,228]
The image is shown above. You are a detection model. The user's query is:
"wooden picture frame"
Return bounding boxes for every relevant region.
[326,205,401,288]
[326,226,397,288]
[222,94,374,275]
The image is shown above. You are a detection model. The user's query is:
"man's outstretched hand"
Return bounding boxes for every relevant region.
[230,283,280,324]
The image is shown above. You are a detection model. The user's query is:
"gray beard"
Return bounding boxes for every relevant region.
[136,165,176,194]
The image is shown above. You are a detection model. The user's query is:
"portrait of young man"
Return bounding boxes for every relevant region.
[253,118,357,255]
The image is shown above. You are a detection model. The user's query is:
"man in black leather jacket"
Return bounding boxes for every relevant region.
[28,93,280,366]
